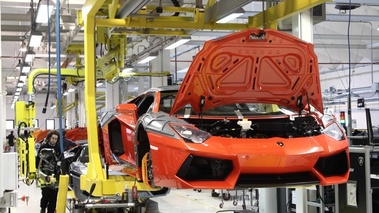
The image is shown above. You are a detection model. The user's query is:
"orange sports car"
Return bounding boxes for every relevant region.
[99,28,350,189]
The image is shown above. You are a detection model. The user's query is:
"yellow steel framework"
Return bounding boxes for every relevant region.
[91,0,331,32]
[75,0,330,199]
[15,1,331,211]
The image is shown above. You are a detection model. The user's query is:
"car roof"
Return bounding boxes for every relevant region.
[148,85,179,93]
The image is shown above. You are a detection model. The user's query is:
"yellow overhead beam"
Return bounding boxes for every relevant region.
[249,0,331,29]
[120,71,171,78]
[96,18,249,30]
[145,6,197,13]
[27,68,85,95]
[95,0,329,31]
[112,29,188,36]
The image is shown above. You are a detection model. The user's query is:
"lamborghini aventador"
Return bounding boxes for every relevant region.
[99,28,350,189]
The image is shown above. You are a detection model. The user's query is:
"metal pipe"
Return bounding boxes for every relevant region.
[27,68,85,95]
[56,0,64,154]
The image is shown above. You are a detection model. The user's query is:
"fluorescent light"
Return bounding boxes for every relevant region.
[36,0,55,24]
[16,88,22,92]
[17,82,24,87]
[15,92,21,96]
[25,50,36,62]
[96,81,103,87]
[14,96,19,100]
[19,46,27,52]
[122,65,134,75]
[138,52,158,64]
[29,32,43,47]
[165,37,191,50]
[21,65,31,74]
[138,56,157,64]
[19,75,27,82]
[216,12,244,23]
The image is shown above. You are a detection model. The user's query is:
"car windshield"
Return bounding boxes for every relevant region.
[159,91,292,116]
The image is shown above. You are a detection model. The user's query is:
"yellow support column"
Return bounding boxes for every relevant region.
[56,175,69,213]
[82,0,107,196]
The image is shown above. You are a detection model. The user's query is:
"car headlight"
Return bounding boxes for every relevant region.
[170,124,211,143]
[322,114,345,141]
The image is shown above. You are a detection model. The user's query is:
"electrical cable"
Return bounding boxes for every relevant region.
[42,0,51,114]
[347,0,352,137]
[55,0,65,157]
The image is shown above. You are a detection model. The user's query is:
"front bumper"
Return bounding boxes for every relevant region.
[150,134,350,189]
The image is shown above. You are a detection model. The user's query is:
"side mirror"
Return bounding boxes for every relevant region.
[116,103,138,114]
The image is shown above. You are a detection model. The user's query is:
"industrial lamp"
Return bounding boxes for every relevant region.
[165,37,191,50]
[29,31,43,47]
[138,52,158,64]
[35,0,55,24]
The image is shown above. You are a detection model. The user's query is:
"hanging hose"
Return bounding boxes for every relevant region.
[55,0,65,159]
[42,0,52,114]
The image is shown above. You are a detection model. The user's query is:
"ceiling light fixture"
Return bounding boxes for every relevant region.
[25,50,36,62]
[29,31,43,47]
[138,52,158,64]
[19,75,27,82]
[17,81,24,87]
[216,8,245,23]
[19,44,28,52]
[165,37,191,50]
[16,88,22,92]
[96,80,104,87]
[122,65,134,75]
[21,64,31,74]
[35,0,55,24]
[204,0,251,23]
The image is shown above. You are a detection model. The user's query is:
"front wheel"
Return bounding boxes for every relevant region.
[142,152,155,188]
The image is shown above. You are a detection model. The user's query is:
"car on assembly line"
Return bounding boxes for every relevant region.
[98,28,350,190]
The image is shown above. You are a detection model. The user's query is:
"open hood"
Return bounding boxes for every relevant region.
[170,29,323,115]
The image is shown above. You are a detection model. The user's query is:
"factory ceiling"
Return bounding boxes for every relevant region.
[1,0,379,103]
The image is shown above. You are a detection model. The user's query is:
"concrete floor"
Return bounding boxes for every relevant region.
[13,182,258,213]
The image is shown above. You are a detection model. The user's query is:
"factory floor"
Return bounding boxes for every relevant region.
[13,181,258,213]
